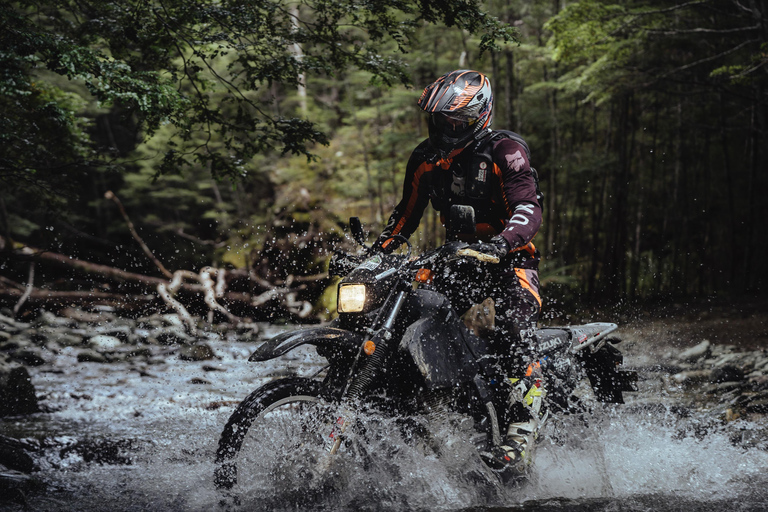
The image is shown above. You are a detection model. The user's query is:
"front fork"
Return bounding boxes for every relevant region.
[323,289,410,454]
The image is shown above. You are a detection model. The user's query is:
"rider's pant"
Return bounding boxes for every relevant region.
[436,262,542,366]
[437,263,543,430]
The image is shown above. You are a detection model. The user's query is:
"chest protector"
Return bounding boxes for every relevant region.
[466,130,543,205]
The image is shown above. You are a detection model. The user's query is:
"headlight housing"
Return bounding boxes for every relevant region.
[337,283,367,313]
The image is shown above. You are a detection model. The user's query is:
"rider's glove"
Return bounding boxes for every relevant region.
[373,235,400,254]
[466,236,510,261]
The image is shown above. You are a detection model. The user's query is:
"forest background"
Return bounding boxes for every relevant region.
[1,0,767,324]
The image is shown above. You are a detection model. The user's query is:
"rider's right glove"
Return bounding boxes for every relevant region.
[466,236,510,261]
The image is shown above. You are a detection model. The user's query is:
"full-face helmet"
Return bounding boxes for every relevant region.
[417,70,493,157]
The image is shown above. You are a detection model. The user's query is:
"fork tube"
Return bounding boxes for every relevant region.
[344,289,409,401]
[383,291,408,330]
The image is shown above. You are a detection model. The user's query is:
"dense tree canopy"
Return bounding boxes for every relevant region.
[1,0,766,316]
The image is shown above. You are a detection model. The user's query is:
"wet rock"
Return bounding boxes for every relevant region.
[34,310,75,328]
[703,381,745,394]
[60,307,115,323]
[745,397,768,414]
[88,335,122,351]
[59,438,135,465]
[122,347,152,358]
[0,466,38,503]
[31,328,84,347]
[8,349,47,367]
[0,313,28,334]
[677,340,711,362]
[750,375,768,390]
[672,370,712,385]
[179,343,216,361]
[0,435,37,473]
[712,353,739,367]
[711,365,745,383]
[92,324,133,343]
[155,327,193,345]
[77,349,108,363]
[0,363,39,416]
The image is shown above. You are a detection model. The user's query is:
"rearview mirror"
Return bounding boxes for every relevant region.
[349,217,367,246]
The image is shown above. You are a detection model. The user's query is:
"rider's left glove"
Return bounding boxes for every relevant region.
[373,236,401,254]
[466,236,510,261]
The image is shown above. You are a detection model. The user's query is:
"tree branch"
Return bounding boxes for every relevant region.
[104,190,173,279]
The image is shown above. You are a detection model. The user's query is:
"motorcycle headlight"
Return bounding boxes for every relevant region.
[337,283,367,313]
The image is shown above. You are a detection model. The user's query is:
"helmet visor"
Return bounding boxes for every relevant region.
[431,113,477,134]
[428,113,478,154]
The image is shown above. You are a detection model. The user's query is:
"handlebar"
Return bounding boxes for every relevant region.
[454,248,501,264]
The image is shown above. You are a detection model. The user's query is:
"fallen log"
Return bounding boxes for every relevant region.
[0,287,157,307]
[4,240,325,324]
[11,244,173,289]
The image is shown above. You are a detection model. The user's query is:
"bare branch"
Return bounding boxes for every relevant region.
[105,190,173,279]
[12,263,34,316]
[646,24,761,36]
[641,38,760,87]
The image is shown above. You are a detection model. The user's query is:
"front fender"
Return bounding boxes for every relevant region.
[249,327,364,362]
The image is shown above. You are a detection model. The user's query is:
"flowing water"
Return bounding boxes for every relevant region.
[2,322,768,512]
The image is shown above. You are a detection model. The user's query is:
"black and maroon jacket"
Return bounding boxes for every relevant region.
[379,132,542,273]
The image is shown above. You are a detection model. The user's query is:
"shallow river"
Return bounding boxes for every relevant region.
[2,322,768,512]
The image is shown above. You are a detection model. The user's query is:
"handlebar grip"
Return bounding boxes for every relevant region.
[455,248,500,264]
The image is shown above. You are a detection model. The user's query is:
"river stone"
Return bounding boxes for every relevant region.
[31,329,83,347]
[92,324,132,342]
[60,307,114,324]
[672,370,712,384]
[0,363,39,417]
[155,327,192,345]
[711,365,745,383]
[745,397,768,414]
[0,435,36,473]
[34,310,75,328]
[677,340,711,362]
[0,313,27,334]
[179,343,215,361]
[9,349,46,367]
[0,466,38,501]
[77,349,108,363]
[88,335,122,351]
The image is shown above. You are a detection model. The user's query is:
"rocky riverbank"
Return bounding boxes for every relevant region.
[0,306,269,505]
[1,304,767,510]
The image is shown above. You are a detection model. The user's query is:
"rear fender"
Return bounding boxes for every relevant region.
[249,327,364,362]
[568,322,619,353]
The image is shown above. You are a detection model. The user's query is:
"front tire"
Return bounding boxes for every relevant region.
[214,377,328,490]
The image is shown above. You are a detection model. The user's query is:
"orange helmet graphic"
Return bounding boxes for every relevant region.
[418,70,493,156]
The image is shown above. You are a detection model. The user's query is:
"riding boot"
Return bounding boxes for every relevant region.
[502,375,548,467]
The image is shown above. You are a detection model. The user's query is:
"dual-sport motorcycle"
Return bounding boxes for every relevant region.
[213,206,637,490]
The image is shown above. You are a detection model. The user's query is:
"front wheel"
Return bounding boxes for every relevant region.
[214,377,333,490]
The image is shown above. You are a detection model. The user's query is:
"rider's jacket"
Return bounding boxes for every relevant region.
[380,131,542,272]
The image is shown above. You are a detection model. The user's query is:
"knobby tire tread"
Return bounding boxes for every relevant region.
[215,377,324,464]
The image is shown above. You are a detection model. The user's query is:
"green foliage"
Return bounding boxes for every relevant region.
[0,0,514,273]
[3,0,765,304]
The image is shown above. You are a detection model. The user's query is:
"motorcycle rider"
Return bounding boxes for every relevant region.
[374,69,545,472]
